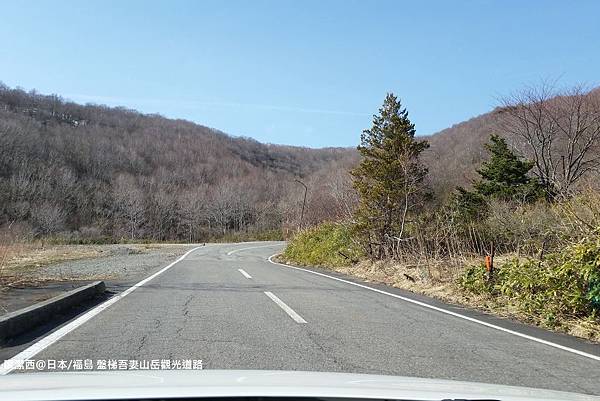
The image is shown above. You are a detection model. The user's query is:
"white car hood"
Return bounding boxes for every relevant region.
[0,370,598,401]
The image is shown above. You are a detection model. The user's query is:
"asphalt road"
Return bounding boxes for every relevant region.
[2,241,600,394]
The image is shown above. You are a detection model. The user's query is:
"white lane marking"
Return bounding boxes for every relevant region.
[238,268,252,279]
[227,243,281,256]
[0,246,203,375]
[264,291,307,324]
[267,254,600,362]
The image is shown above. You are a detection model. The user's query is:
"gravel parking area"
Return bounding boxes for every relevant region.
[35,244,194,282]
[0,244,196,314]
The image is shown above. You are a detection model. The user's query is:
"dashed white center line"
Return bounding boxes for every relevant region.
[238,268,252,279]
[264,291,307,324]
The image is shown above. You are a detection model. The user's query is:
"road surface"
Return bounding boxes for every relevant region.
[2,242,600,394]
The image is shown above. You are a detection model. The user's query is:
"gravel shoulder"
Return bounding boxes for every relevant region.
[0,244,197,314]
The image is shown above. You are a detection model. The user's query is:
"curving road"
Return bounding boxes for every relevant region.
[2,241,600,394]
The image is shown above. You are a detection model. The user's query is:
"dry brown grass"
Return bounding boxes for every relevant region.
[3,245,102,271]
[335,258,473,304]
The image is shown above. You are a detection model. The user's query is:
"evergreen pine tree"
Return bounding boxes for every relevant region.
[473,134,542,202]
[351,94,429,259]
[453,134,543,221]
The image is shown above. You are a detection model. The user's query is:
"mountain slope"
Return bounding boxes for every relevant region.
[3,83,596,241]
[423,109,501,197]
[0,84,356,241]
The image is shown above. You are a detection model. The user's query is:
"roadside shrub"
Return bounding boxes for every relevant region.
[479,190,600,256]
[79,226,104,240]
[460,231,600,325]
[458,263,489,295]
[282,222,362,267]
[553,188,600,238]
[500,233,600,317]
[484,199,559,254]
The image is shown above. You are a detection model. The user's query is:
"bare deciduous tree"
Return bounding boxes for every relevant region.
[30,202,67,236]
[178,187,209,242]
[500,84,600,197]
[112,174,145,240]
[326,170,358,221]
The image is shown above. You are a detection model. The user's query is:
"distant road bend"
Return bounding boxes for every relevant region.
[1,241,600,395]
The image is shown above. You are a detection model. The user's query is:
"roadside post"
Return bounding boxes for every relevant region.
[485,241,495,283]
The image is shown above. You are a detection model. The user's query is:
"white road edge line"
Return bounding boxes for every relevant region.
[0,246,203,375]
[227,243,280,256]
[238,268,252,279]
[264,291,307,324]
[268,254,600,362]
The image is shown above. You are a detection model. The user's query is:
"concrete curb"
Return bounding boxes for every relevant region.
[0,281,106,342]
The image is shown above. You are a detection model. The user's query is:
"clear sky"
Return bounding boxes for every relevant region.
[1,1,598,148]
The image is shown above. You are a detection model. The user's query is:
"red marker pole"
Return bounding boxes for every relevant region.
[485,255,492,272]
[485,242,495,282]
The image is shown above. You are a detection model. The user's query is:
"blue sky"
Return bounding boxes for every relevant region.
[1,1,598,148]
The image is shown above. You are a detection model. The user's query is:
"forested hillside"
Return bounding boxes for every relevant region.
[0,84,357,242]
[424,87,600,198]
[3,82,598,243]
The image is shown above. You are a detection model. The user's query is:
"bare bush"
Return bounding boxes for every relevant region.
[30,202,67,236]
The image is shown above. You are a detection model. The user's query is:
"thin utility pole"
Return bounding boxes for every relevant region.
[294,179,308,230]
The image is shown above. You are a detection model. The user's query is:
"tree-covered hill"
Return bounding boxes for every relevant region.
[0,84,357,241]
